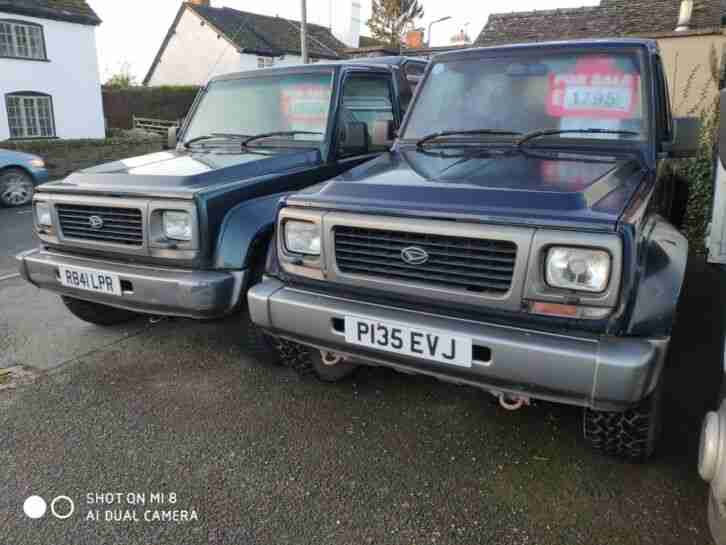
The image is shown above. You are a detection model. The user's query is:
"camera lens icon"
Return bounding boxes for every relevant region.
[23,496,47,519]
[23,495,75,520]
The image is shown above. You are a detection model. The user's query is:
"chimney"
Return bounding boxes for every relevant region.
[331,1,362,48]
[187,0,211,7]
[675,0,694,31]
[405,29,424,49]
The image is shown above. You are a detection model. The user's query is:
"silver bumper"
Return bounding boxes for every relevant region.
[17,248,245,319]
[249,279,668,411]
[700,400,726,545]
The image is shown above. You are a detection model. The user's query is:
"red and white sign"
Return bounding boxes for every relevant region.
[280,84,331,129]
[547,56,640,120]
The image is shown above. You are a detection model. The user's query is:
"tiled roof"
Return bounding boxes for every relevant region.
[189,4,347,59]
[0,0,101,25]
[476,0,723,46]
[359,35,386,48]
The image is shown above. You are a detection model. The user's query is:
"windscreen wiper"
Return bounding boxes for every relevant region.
[517,128,639,148]
[184,133,249,148]
[241,131,323,147]
[415,129,522,149]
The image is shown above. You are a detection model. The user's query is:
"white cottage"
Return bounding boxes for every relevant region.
[0,0,105,141]
[143,0,349,87]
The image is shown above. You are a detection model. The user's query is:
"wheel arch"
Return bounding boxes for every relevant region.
[212,192,290,276]
[626,215,689,337]
[0,164,34,179]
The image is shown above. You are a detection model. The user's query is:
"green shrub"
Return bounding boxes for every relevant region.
[677,109,718,255]
[666,45,721,255]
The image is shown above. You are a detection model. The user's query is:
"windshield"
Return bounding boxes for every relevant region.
[403,51,648,144]
[184,71,334,146]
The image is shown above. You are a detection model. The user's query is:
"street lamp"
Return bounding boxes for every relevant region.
[427,16,452,47]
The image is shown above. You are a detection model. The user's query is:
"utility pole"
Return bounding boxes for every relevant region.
[301,0,309,64]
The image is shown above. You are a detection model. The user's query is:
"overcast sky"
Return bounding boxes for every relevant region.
[88,0,600,83]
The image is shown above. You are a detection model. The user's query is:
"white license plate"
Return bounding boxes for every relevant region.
[58,265,121,296]
[344,316,472,368]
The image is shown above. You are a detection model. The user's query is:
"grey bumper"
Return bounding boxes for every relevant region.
[17,248,245,319]
[249,280,668,411]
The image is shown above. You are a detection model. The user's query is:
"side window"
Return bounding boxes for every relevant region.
[338,74,395,156]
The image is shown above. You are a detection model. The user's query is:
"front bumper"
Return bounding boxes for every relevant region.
[249,279,668,411]
[17,248,245,319]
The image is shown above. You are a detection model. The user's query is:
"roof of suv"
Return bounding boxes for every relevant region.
[209,56,427,83]
[433,38,658,62]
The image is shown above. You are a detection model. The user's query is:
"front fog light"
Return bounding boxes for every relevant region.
[35,202,52,226]
[545,247,611,293]
[285,220,321,255]
[162,211,192,241]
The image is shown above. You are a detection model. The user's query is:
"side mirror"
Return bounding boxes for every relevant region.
[340,121,368,155]
[665,117,700,158]
[371,120,396,148]
[167,125,178,150]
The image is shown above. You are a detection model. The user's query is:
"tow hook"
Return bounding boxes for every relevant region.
[498,394,530,411]
[320,351,344,367]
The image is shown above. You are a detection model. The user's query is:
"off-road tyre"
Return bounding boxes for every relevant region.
[583,379,663,462]
[278,338,315,376]
[279,340,358,383]
[61,296,139,326]
[243,243,284,366]
[0,167,34,207]
[244,313,282,366]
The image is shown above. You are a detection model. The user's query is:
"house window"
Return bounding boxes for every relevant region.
[0,20,46,60]
[5,93,55,138]
[257,56,274,69]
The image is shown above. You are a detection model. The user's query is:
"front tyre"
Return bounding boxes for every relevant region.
[583,379,663,461]
[61,296,139,326]
[0,168,34,207]
[280,340,358,383]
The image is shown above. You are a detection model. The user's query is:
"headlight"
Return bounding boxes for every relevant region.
[285,220,321,255]
[35,202,52,226]
[162,211,192,241]
[28,158,45,168]
[545,247,611,293]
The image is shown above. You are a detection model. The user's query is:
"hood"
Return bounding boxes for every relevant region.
[288,148,646,230]
[37,147,322,199]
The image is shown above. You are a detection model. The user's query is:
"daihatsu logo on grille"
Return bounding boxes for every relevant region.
[88,216,104,230]
[401,246,429,265]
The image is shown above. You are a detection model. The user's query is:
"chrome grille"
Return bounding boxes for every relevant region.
[334,226,517,294]
[56,204,143,246]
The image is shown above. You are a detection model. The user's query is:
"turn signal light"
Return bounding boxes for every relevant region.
[529,302,611,319]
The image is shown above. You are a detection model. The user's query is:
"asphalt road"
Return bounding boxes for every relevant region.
[0,204,35,276]
[0,205,721,545]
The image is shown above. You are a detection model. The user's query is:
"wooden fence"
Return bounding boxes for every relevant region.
[132,116,181,136]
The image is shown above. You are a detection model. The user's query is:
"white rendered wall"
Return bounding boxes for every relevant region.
[146,7,243,86]
[147,7,329,86]
[0,12,105,140]
[332,0,362,48]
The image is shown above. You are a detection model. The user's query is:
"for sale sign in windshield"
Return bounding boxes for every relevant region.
[547,56,641,120]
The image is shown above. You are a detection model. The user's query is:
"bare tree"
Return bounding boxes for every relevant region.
[367,0,424,48]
